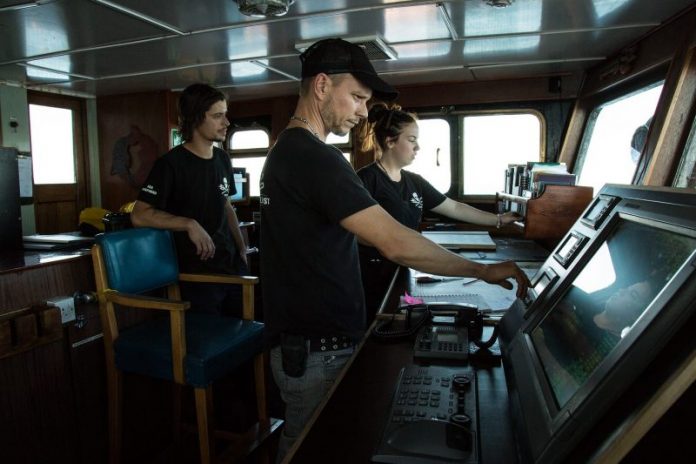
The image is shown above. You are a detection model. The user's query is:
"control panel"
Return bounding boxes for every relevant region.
[372,365,478,464]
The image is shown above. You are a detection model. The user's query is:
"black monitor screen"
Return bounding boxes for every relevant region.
[531,218,696,408]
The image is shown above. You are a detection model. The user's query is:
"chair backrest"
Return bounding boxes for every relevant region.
[95,228,179,294]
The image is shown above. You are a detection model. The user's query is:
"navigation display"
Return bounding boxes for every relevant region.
[531,218,696,408]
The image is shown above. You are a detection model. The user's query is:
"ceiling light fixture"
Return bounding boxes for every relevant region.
[484,0,514,8]
[235,0,295,18]
[0,1,45,13]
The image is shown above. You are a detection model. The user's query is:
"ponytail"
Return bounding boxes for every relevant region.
[356,103,417,159]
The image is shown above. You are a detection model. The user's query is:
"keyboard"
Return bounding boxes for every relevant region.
[372,365,479,464]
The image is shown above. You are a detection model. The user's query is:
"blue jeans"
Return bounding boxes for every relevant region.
[270,344,354,462]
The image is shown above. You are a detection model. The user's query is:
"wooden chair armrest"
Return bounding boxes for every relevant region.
[179,273,258,321]
[178,273,259,285]
[103,290,190,312]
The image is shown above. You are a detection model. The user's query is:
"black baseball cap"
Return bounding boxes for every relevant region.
[300,38,398,101]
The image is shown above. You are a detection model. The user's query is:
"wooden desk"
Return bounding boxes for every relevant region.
[0,248,93,313]
[0,248,107,463]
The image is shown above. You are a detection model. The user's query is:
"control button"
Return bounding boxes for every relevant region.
[453,374,471,391]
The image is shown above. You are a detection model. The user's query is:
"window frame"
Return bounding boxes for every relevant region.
[226,126,271,156]
[400,115,455,195]
[452,108,546,200]
[573,79,665,190]
[672,113,696,188]
[227,125,271,199]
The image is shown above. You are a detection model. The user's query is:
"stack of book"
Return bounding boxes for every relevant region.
[527,162,576,196]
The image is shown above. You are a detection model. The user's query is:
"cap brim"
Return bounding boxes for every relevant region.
[353,71,399,101]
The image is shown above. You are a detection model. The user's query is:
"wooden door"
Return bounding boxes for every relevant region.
[28,92,90,234]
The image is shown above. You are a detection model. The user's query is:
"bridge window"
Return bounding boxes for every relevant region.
[327,132,352,163]
[460,113,542,195]
[404,118,451,192]
[229,128,269,150]
[674,115,696,189]
[228,128,270,197]
[228,127,352,196]
[575,82,664,193]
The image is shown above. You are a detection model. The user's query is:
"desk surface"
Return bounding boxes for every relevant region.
[0,248,90,275]
[287,238,548,463]
[288,325,518,464]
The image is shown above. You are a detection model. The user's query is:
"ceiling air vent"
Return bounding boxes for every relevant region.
[296,35,398,61]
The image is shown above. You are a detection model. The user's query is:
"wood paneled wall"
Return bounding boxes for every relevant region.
[0,256,94,314]
[96,91,170,212]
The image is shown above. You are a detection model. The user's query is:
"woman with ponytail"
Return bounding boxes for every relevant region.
[355,103,521,320]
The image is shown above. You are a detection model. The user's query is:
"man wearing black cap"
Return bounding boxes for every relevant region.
[260,38,529,460]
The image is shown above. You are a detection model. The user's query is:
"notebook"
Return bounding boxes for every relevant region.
[422,231,496,250]
[23,234,93,250]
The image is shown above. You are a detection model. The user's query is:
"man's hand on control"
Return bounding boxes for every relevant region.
[480,261,530,298]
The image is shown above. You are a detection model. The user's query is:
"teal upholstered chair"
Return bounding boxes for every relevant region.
[92,228,274,464]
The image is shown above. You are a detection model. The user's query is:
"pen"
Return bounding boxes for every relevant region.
[462,278,480,286]
[416,276,462,284]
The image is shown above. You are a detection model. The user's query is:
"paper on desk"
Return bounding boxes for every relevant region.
[410,262,540,311]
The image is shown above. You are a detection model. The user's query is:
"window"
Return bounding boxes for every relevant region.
[231,156,264,197]
[673,115,696,189]
[327,132,351,163]
[230,128,269,150]
[405,118,451,192]
[229,128,270,197]
[29,104,76,184]
[461,113,542,195]
[576,82,663,194]
[229,127,353,196]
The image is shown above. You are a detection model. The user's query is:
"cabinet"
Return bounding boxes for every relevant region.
[497,185,594,240]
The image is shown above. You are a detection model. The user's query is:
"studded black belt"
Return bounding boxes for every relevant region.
[308,335,355,352]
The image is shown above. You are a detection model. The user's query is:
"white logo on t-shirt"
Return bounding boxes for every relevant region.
[410,193,423,210]
[142,184,157,195]
[219,177,230,196]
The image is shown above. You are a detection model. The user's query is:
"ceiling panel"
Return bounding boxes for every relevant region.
[0,0,167,64]
[103,0,433,33]
[448,0,689,36]
[460,27,654,64]
[470,60,599,82]
[40,63,300,100]
[1,0,694,97]
[22,5,450,80]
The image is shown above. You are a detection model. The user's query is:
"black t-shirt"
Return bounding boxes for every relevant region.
[260,128,377,344]
[137,145,239,274]
[356,162,446,230]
